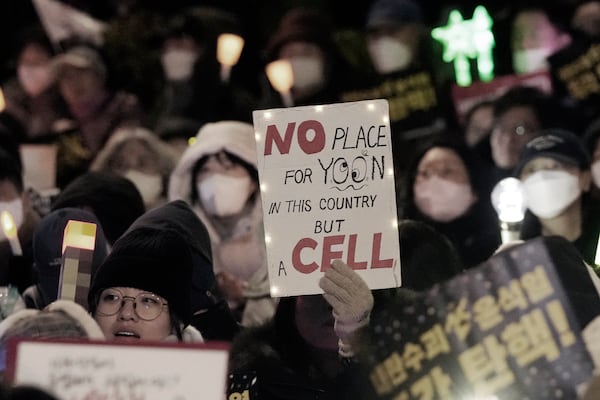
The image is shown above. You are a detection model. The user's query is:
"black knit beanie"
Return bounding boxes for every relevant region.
[88,228,193,326]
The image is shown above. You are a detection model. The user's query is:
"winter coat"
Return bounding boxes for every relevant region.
[169,121,277,327]
[228,297,369,400]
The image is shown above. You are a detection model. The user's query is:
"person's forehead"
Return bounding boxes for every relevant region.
[19,43,51,63]
[513,10,555,30]
[0,179,20,201]
[108,286,163,299]
[497,105,539,124]
[58,65,97,80]
[279,41,323,58]
[521,155,570,172]
[419,147,464,168]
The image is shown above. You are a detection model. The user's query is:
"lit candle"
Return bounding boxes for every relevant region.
[1,211,22,256]
[266,59,294,107]
[217,33,245,83]
[0,86,5,112]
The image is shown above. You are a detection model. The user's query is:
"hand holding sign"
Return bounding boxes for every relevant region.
[320,259,374,357]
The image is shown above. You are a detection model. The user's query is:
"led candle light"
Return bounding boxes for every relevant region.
[59,220,96,309]
[217,33,245,83]
[490,177,526,244]
[266,59,294,107]
[1,211,22,256]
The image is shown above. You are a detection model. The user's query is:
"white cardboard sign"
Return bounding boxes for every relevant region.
[19,144,57,191]
[253,99,401,297]
[6,339,229,400]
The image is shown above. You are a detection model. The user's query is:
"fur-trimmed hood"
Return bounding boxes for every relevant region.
[168,120,258,205]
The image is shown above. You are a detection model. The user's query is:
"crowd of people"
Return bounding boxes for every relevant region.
[1,0,600,398]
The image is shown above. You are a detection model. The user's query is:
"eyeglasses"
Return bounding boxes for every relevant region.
[95,288,168,321]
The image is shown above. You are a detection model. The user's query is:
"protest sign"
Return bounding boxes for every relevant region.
[6,339,229,400]
[451,70,552,123]
[363,237,594,399]
[341,69,445,141]
[253,99,401,297]
[19,144,57,192]
[551,41,600,121]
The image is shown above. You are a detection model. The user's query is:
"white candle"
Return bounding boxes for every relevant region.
[266,59,294,107]
[217,33,245,82]
[1,211,22,256]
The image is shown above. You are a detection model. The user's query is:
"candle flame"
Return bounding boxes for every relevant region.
[0,211,17,239]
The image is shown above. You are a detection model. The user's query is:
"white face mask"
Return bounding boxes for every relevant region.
[288,56,325,93]
[123,170,163,207]
[0,198,24,241]
[592,160,600,188]
[512,48,551,74]
[18,65,52,97]
[161,49,198,81]
[198,174,253,217]
[414,176,476,222]
[522,170,581,219]
[368,36,413,74]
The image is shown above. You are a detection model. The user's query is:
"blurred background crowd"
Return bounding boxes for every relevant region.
[0,0,600,397]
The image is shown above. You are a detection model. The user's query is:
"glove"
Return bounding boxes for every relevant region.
[319,260,374,357]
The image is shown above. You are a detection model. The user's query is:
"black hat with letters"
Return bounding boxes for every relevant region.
[514,129,591,176]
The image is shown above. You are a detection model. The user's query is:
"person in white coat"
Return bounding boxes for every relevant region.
[169,121,277,327]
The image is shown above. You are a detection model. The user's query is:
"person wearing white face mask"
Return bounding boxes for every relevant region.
[365,0,424,75]
[0,149,40,294]
[169,121,277,328]
[90,126,178,211]
[516,129,600,266]
[3,25,69,139]
[154,7,257,144]
[403,139,502,269]
[261,7,367,108]
[346,0,448,183]
[510,5,572,75]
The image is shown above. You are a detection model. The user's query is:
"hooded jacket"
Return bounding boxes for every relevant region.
[169,121,276,327]
[90,126,179,210]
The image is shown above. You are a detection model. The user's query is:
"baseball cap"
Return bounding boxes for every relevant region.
[51,45,106,79]
[514,129,591,176]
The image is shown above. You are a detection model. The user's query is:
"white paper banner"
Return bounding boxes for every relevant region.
[7,339,229,400]
[253,99,401,297]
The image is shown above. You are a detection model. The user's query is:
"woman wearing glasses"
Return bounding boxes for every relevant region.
[87,205,204,342]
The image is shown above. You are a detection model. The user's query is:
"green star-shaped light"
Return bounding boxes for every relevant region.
[432,5,495,87]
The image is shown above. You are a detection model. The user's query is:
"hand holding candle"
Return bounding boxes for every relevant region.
[1,210,22,256]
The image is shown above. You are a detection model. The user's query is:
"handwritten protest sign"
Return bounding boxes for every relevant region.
[363,237,595,399]
[253,99,401,297]
[6,339,229,400]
